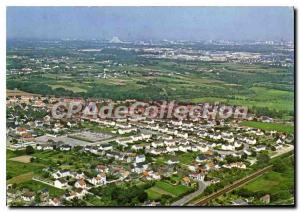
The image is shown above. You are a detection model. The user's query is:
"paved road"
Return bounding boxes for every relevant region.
[271,145,294,158]
[171,181,207,206]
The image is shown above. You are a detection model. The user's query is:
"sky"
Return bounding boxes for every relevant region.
[7,7,294,41]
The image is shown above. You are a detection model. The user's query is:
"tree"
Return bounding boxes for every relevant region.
[257,152,270,167]
[25,145,34,155]
[273,159,288,173]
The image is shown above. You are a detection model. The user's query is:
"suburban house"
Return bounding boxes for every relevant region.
[253,145,267,152]
[54,179,68,189]
[52,170,71,179]
[135,155,146,163]
[88,173,106,186]
[74,179,87,189]
[21,191,35,202]
[49,197,61,206]
[189,173,205,182]
[223,162,246,169]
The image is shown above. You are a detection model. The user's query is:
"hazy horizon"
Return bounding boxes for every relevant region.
[7,7,294,41]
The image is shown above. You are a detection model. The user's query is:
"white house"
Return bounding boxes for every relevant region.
[223,162,246,169]
[221,144,235,151]
[234,141,243,148]
[243,137,256,145]
[135,155,146,163]
[52,170,71,179]
[54,179,68,189]
[100,144,113,151]
[179,145,191,152]
[253,145,266,152]
[88,173,106,186]
[151,141,164,148]
[118,127,137,135]
[59,145,71,151]
[164,140,176,147]
[166,146,179,152]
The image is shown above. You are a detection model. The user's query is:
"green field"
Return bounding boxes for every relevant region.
[7,172,34,184]
[146,181,192,200]
[49,84,88,93]
[243,156,294,204]
[6,160,45,179]
[18,180,65,197]
[191,86,294,114]
[240,121,294,134]
[7,49,294,119]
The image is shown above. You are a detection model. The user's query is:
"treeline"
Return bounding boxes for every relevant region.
[251,106,294,119]
[7,80,79,97]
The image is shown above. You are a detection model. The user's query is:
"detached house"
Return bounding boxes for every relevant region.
[88,173,106,186]
[21,191,35,202]
[189,173,205,182]
[253,145,266,152]
[54,179,68,189]
[52,170,71,179]
[74,179,87,189]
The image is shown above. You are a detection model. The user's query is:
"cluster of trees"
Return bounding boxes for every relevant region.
[224,155,246,164]
[256,151,270,168]
[90,183,149,206]
[232,188,266,199]
[251,106,293,119]
[7,80,79,97]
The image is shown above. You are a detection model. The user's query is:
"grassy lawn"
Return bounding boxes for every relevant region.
[146,180,192,200]
[244,171,283,193]
[81,122,115,134]
[154,152,197,166]
[178,152,198,164]
[7,150,20,159]
[146,189,164,200]
[85,195,104,206]
[240,121,294,134]
[242,155,294,204]
[155,181,191,197]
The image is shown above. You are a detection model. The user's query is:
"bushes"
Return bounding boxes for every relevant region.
[25,146,34,155]
[272,160,288,173]
[90,183,149,206]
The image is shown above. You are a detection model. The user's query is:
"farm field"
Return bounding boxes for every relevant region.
[7,42,295,119]
[240,121,294,134]
[9,155,33,163]
[6,89,41,97]
[7,172,34,184]
[7,160,46,179]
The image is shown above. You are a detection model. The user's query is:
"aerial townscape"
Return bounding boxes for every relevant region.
[6,7,294,207]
